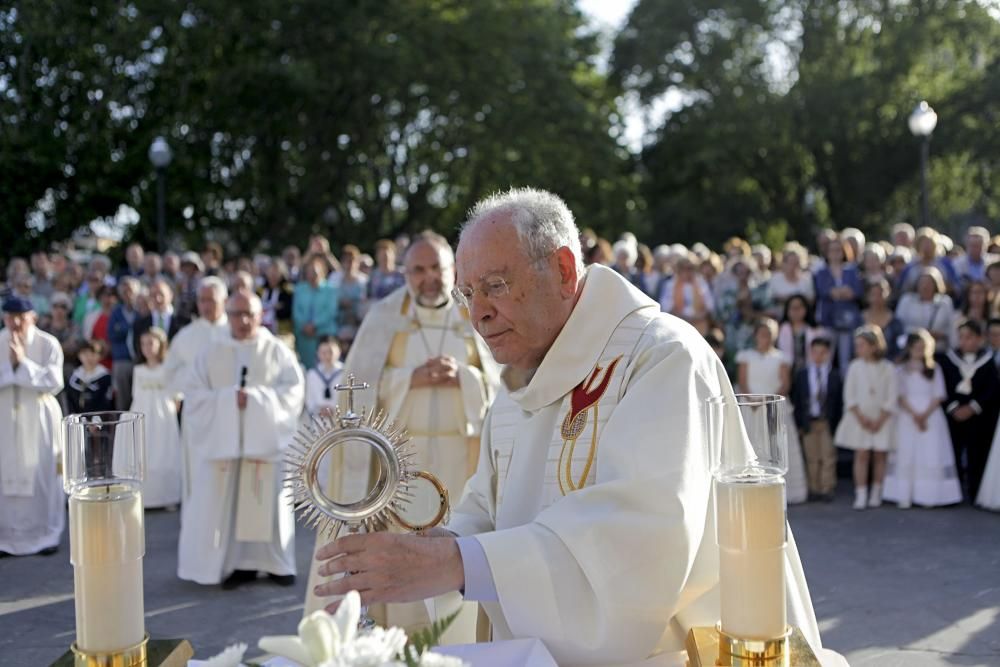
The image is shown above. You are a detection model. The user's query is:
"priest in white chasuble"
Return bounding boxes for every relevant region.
[164,277,229,393]
[303,231,499,640]
[0,297,65,557]
[178,291,304,588]
[313,189,839,667]
[163,276,229,502]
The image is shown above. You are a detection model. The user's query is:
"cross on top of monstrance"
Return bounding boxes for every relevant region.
[334,374,369,427]
[284,372,450,538]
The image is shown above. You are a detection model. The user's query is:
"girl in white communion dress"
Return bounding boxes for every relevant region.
[131,327,182,509]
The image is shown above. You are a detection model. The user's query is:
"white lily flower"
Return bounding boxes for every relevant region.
[329,589,361,648]
[257,590,466,667]
[259,591,369,667]
[201,642,248,667]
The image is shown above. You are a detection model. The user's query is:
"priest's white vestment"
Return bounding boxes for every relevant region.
[304,287,499,640]
[163,315,228,501]
[0,327,65,555]
[446,265,823,667]
[177,329,304,584]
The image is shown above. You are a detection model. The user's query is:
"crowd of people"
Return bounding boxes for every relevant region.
[2,218,999,544]
[595,222,1000,512]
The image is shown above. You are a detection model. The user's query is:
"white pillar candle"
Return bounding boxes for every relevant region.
[716,478,787,640]
[69,484,145,653]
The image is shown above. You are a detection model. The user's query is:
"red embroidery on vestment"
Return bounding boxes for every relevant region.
[558,355,623,494]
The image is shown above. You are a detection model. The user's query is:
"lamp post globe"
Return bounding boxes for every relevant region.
[908,101,938,138]
[148,136,173,169]
[148,136,173,252]
[908,101,937,229]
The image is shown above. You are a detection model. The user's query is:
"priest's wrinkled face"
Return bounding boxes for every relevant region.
[456,214,579,370]
[404,239,454,307]
[227,293,262,341]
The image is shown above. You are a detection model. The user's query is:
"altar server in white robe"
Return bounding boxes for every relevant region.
[177,292,304,588]
[163,277,228,501]
[0,297,65,556]
[313,188,844,667]
[304,232,499,640]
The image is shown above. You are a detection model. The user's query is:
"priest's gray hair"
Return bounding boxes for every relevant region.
[198,276,228,302]
[461,187,584,273]
[227,291,262,314]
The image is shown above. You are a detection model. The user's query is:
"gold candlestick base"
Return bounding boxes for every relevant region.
[70,634,148,667]
[53,638,193,667]
[686,626,821,666]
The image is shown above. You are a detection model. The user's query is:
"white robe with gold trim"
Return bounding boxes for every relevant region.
[177,330,304,584]
[0,327,65,554]
[447,265,823,667]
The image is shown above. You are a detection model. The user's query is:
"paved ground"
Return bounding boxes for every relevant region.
[2,481,999,666]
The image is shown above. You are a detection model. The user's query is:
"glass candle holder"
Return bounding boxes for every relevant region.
[63,411,147,659]
[706,394,788,642]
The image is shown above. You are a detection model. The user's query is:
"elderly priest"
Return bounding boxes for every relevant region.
[314,189,837,666]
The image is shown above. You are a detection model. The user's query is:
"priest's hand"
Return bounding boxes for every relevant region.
[236,388,248,410]
[411,357,458,388]
[429,355,460,387]
[313,532,464,611]
[411,363,436,388]
[8,334,24,368]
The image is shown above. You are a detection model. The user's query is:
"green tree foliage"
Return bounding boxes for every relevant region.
[612,0,1000,248]
[0,0,639,256]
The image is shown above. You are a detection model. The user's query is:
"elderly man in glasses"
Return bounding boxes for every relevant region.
[303,230,499,643]
[311,188,847,666]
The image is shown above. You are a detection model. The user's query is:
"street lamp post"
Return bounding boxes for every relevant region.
[908,101,938,229]
[148,136,173,253]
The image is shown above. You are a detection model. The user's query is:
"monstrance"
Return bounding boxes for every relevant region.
[285,373,450,565]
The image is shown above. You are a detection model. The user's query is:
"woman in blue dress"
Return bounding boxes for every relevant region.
[814,236,864,374]
[293,254,338,369]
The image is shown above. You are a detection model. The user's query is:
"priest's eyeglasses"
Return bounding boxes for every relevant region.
[451,276,511,309]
